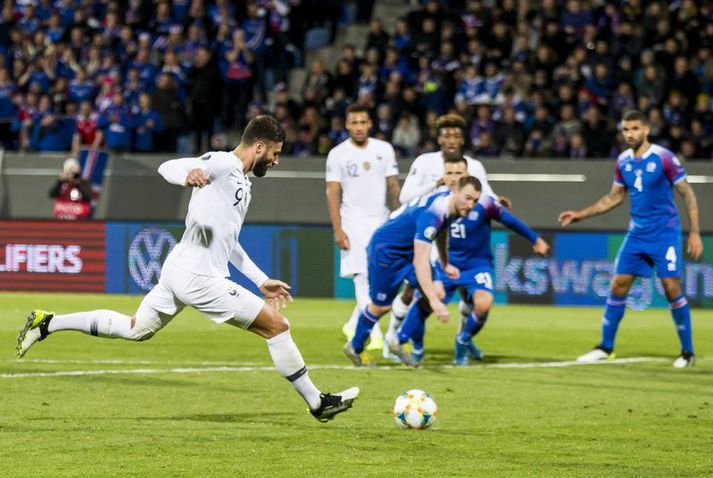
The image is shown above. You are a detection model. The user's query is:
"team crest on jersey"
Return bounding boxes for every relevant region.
[646,162,656,173]
[423,226,437,240]
[363,161,371,171]
[624,163,632,172]
[376,155,382,161]
[468,211,480,221]
[201,154,211,161]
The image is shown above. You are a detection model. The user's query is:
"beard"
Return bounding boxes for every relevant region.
[253,152,270,177]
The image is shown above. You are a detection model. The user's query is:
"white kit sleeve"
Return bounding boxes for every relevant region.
[399,157,436,204]
[158,152,237,186]
[325,149,341,183]
[229,242,269,288]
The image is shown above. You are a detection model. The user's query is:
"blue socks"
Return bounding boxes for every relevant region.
[397,302,429,345]
[600,294,627,351]
[457,311,488,344]
[669,295,694,353]
[350,308,380,354]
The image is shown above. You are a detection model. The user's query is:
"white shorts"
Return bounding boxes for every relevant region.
[340,216,384,277]
[140,259,265,328]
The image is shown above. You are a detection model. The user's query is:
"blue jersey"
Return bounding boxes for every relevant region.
[614,144,686,237]
[448,195,538,269]
[370,191,453,262]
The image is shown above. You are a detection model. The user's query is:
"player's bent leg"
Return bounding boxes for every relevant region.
[385,285,415,359]
[246,305,359,420]
[343,273,369,339]
[391,299,430,368]
[660,277,695,368]
[578,274,635,363]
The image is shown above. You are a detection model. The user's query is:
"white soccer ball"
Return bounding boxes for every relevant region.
[393,389,437,429]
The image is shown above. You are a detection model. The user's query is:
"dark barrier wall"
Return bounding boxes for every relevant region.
[0,219,711,309]
[1,153,712,231]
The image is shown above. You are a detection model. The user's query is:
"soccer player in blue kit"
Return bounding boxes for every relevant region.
[343,175,483,367]
[391,157,550,366]
[559,111,703,368]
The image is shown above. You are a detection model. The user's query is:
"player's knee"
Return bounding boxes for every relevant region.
[129,313,158,341]
[661,279,682,299]
[610,276,632,295]
[474,301,491,317]
[401,286,414,304]
[266,308,290,337]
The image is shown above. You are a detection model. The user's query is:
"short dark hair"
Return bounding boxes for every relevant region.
[241,115,286,146]
[458,175,482,192]
[622,110,649,124]
[436,113,466,136]
[346,103,371,117]
[444,156,467,168]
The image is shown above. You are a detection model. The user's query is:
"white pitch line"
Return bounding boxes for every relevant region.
[17,359,263,366]
[0,357,667,379]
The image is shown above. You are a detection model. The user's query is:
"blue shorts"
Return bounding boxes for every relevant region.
[615,231,682,278]
[437,264,495,301]
[367,250,439,307]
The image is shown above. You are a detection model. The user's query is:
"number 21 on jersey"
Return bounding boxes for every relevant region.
[450,222,466,239]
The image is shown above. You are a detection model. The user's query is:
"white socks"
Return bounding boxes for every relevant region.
[48,310,133,339]
[267,329,321,410]
[387,295,411,339]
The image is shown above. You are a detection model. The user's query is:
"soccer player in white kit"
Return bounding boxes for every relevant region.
[384,114,511,356]
[326,104,400,351]
[15,116,359,422]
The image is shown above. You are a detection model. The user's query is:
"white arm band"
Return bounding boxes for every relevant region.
[229,242,269,288]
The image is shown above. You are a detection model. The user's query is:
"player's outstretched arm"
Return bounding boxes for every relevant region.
[558,183,626,226]
[675,179,703,260]
[498,209,549,256]
[158,154,237,187]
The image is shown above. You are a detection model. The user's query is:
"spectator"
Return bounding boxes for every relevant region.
[220,29,253,130]
[49,157,93,221]
[151,73,183,152]
[391,113,420,158]
[99,92,133,152]
[494,107,526,157]
[568,133,587,160]
[31,95,74,152]
[72,100,103,153]
[133,93,164,152]
[582,107,611,158]
[188,46,221,153]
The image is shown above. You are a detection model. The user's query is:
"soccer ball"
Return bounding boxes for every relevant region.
[393,389,437,429]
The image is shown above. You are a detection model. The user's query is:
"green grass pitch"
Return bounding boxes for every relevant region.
[1,292,712,477]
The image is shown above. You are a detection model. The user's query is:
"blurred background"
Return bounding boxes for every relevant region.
[0,0,710,308]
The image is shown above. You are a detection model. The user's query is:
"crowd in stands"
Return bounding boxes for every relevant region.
[0,0,347,154]
[1,0,712,161]
[287,0,713,160]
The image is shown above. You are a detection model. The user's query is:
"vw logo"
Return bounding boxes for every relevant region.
[128,228,177,290]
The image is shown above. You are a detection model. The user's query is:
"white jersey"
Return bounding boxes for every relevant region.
[400,152,496,204]
[326,138,399,221]
[157,151,267,285]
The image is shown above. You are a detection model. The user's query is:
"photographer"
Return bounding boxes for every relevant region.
[49,158,92,220]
